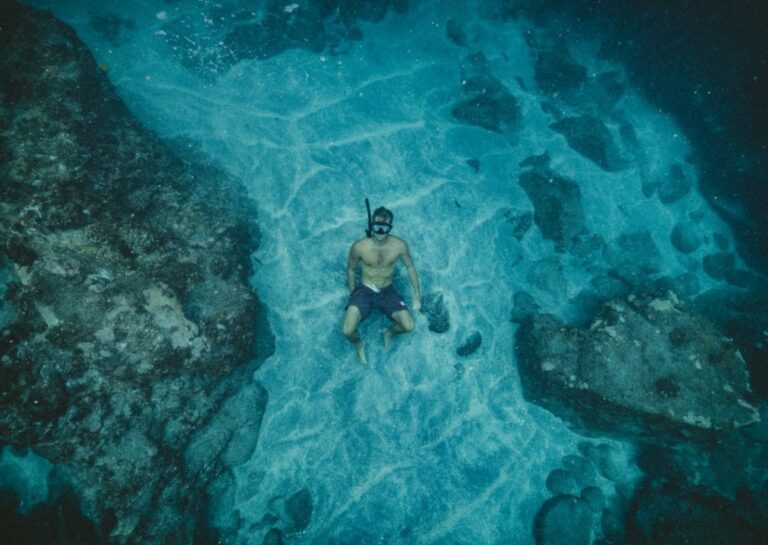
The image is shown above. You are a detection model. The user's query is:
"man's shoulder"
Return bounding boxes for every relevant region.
[351,237,371,252]
[390,235,408,248]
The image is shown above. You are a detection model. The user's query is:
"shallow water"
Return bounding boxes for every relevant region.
[21,0,752,542]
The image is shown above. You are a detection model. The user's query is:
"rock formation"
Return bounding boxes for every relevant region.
[0,3,267,543]
[515,293,760,441]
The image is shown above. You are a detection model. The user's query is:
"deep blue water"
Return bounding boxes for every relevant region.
[8,1,768,543]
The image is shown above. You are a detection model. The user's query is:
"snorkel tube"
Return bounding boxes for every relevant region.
[365,198,372,237]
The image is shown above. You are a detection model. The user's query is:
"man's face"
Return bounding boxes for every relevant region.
[372,216,392,239]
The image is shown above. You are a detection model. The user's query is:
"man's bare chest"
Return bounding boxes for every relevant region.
[361,247,397,268]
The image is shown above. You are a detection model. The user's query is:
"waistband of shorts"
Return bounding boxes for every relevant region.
[362,283,393,294]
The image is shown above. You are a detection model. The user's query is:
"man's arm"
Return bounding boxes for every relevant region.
[347,243,360,292]
[400,241,421,311]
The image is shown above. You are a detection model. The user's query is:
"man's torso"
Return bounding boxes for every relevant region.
[356,236,404,288]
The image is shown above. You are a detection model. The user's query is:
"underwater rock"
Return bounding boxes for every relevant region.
[600,508,625,543]
[702,251,736,280]
[593,71,626,107]
[545,469,578,496]
[670,221,702,254]
[519,151,551,170]
[456,331,482,356]
[589,275,631,301]
[561,455,596,488]
[446,18,467,46]
[693,287,768,401]
[510,291,539,324]
[627,479,765,545]
[579,486,604,513]
[451,51,522,133]
[725,268,768,290]
[263,528,284,545]
[515,294,760,440]
[607,231,662,279]
[90,14,135,46]
[657,163,692,204]
[502,208,533,241]
[222,7,327,61]
[518,169,588,253]
[534,50,587,95]
[284,488,313,534]
[0,485,101,545]
[533,495,592,545]
[420,292,450,333]
[164,0,409,77]
[0,4,265,544]
[655,272,700,300]
[550,115,627,172]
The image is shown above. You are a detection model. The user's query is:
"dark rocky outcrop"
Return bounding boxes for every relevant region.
[510,290,539,323]
[445,18,467,47]
[0,3,267,544]
[534,49,587,95]
[550,115,627,172]
[607,231,662,279]
[515,294,760,440]
[656,163,692,204]
[626,478,766,545]
[456,331,482,357]
[0,483,101,545]
[420,292,450,334]
[161,0,409,79]
[451,51,522,133]
[516,0,768,273]
[518,168,588,253]
[670,221,702,254]
[502,207,533,241]
[702,251,736,280]
[533,494,592,545]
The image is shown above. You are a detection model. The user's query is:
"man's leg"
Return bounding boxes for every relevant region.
[342,305,366,364]
[383,309,415,350]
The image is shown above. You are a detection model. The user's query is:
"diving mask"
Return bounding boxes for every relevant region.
[372,222,392,235]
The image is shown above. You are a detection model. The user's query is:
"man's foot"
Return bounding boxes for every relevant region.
[382,327,394,351]
[355,340,367,364]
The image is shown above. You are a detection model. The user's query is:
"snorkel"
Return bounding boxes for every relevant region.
[365,198,373,238]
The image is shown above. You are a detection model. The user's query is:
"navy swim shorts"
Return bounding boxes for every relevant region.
[346,284,408,321]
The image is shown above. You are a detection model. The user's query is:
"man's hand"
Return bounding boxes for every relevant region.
[412,297,422,313]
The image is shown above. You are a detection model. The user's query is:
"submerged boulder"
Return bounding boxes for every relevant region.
[550,115,627,172]
[515,294,760,440]
[452,51,522,133]
[534,50,587,95]
[533,494,593,545]
[518,169,588,253]
[670,221,702,254]
[627,479,765,545]
[657,163,692,204]
[0,4,266,544]
[420,291,450,333]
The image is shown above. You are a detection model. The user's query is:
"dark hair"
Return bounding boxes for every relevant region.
[372,206,393,223]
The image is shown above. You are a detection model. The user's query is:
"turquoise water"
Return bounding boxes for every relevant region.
[20,0,752,542]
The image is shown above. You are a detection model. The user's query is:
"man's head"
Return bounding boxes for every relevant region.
[371,206,393,237]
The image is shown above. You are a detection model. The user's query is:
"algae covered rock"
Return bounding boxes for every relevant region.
[0,3,266,544]
[515,294,760,440]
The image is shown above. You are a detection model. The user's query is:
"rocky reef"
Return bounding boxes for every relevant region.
[516,293,759,440]
[157,0,409,79]
[516,293,768,544]
[0,3,267,544]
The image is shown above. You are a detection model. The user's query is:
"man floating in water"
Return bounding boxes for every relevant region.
[342,205,421,364]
